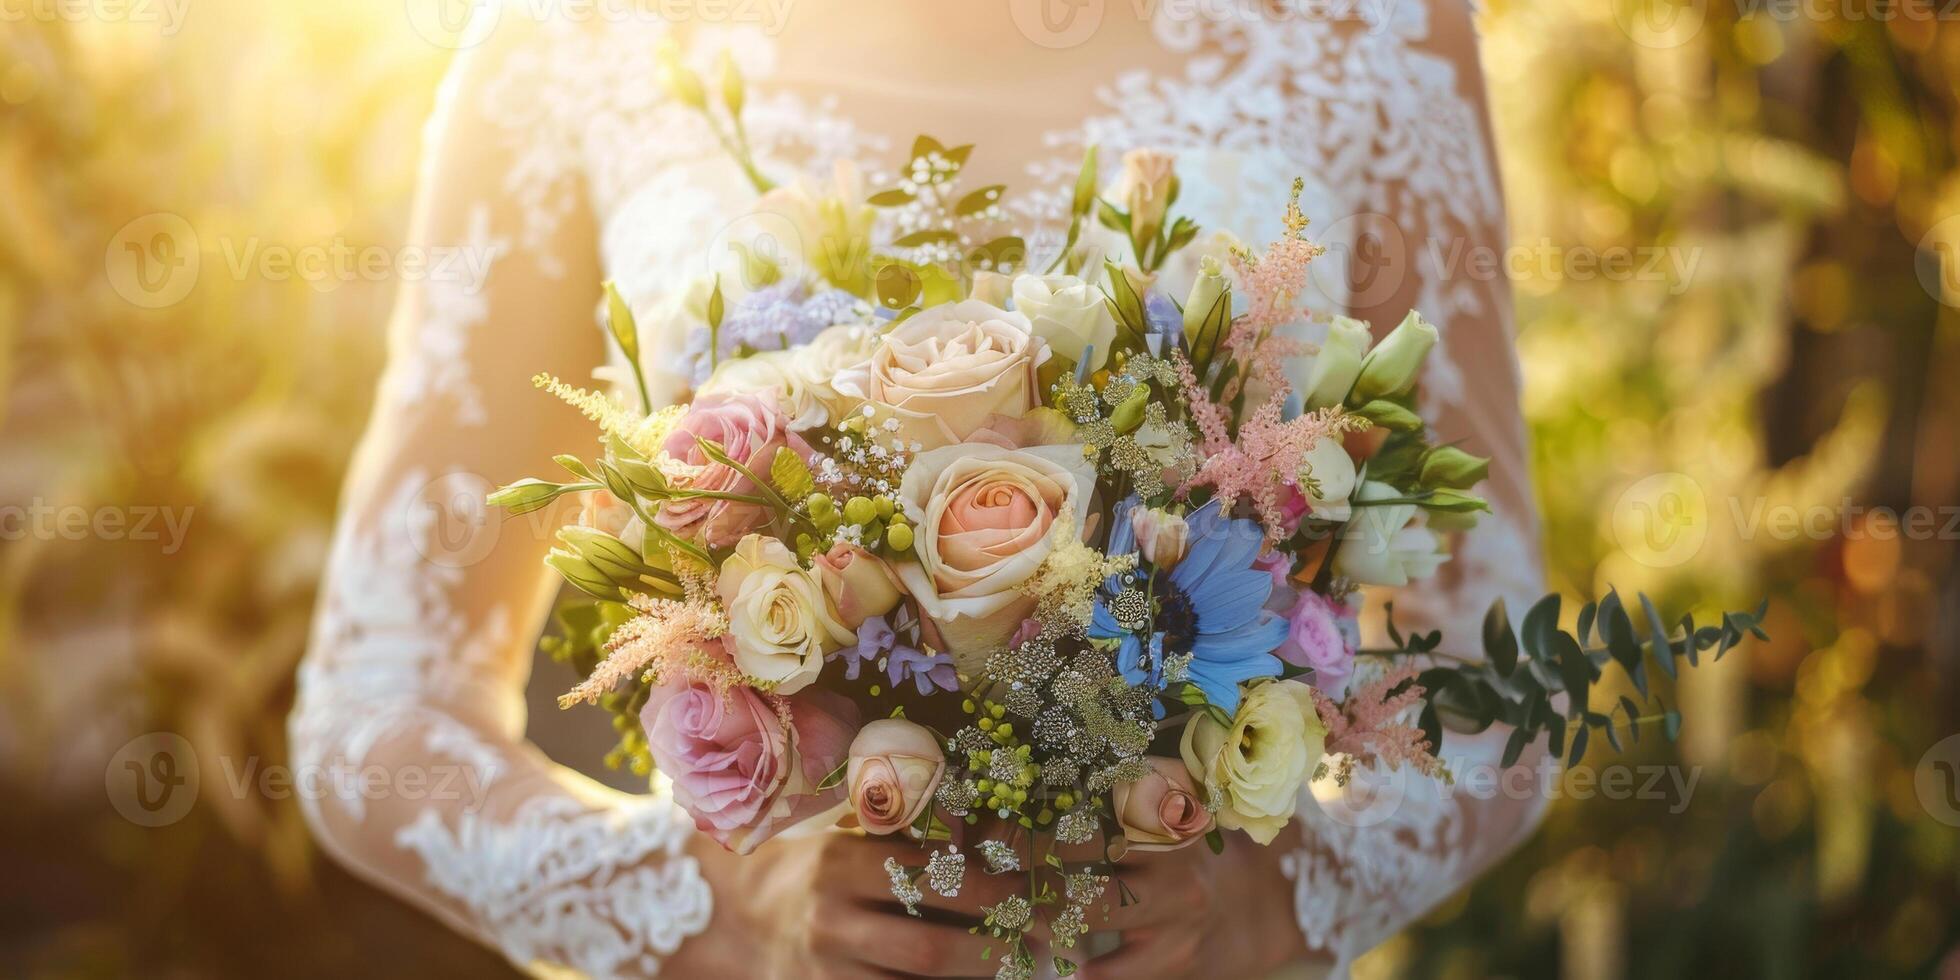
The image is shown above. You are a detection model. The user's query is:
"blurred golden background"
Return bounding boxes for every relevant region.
[1,1,1956,977]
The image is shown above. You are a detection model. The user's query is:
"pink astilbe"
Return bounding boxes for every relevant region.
[1220,177,1324,393]
[1312,666,1444,783]
[1174,350,1366,541]
[559,592,734,708]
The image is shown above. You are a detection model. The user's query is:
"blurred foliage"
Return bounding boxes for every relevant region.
[1,1,1956,978]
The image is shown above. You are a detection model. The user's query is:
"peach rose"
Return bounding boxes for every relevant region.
[812,542,904,630]
[1114,757,1214,851]
[895,443,1095,671]
[845,718,946,835]
[836,300,1049,450]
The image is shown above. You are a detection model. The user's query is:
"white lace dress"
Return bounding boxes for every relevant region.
[290,2,1548,977]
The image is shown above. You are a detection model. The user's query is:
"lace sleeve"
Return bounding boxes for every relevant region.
[1280,2,1552,974]
[287,16,712,978]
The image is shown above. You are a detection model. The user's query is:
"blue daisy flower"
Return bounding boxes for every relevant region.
[1090,498,1287,715]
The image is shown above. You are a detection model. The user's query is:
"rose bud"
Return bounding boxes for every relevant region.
[1113,756,1214,851]
[1130,506,1191,570]
[813,542,904,630]
[846,719,946,836]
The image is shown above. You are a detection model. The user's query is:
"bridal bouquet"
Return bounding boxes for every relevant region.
[491,55,1764,979]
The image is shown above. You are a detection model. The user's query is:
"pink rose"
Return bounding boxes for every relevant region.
[812,543,904,630]
[845,719,946,835]
[640,675,857,854]
[1113,757,1213,851]
[1277,590,1360,697]
[654,393,811,548]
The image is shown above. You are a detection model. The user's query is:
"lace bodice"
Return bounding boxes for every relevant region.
[291,2,1545,977]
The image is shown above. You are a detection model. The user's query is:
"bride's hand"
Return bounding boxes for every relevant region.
[1077,835,1315,979]
[673,829,1024,979]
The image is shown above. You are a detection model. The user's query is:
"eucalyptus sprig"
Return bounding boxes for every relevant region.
[1370,592,1770,768]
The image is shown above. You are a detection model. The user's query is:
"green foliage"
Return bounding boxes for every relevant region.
[1400,593,1770,769]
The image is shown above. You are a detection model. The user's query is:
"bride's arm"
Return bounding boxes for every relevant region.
[286,20,723,977]
[292,19,1022,979]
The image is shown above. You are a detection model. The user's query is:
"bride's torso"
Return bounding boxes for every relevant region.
[465,0,1498,406]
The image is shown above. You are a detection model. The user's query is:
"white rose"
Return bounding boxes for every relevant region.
[1179,679,1326,844]
[895,443,1095,671]
[1332,481,1448,587]
[716,535,855,694]
[1012,274,1117,371]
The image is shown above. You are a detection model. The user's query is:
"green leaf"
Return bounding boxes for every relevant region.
[1501,725,1532,768]
[956,185,1007,217]
[968,236,1028,275]
[867,188,916,207]
[893,229,961,249]
[1576,600,1598,646]
[1481,601,1520,674]
[1520,594,1561,661]
[1205,828,1225,854]
[1619,696,1641,743]
[1070,146,1099,218]
[1640,593,1676,680]
[770,446,816,502]
[875,262,923,309]
[1567,723,1590,766]
[553,455,596,482]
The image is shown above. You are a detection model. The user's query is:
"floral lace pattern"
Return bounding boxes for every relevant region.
[292,2,1540,977]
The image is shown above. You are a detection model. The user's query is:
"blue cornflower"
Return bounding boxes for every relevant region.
[1090,497,1286,715]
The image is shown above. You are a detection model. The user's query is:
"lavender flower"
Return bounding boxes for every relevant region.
[687,281,864,383]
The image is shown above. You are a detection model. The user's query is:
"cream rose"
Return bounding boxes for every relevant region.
[1180,679,1326,844]
[846,719,946,835]
[895,443,1095,670]
[1012,274,1117,371]
[1114,757,1214,851]
[716,535,855,694]
[836,300,1049,450]
[698,324,876,432]
[1105,147,1178,245]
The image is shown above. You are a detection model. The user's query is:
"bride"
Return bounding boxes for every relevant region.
[291,1,1550,976]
